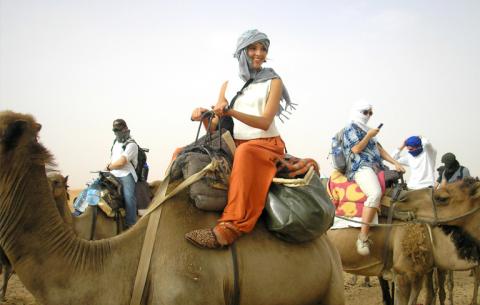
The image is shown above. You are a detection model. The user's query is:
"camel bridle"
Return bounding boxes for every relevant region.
[334,187,480,227]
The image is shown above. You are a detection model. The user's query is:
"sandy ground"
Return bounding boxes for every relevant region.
[1,271,477,305]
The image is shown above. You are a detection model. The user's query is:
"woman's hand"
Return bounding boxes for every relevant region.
[191,107,209,121]
[393,162,406,173]
[213,100,229,117]
[366,128,380,139]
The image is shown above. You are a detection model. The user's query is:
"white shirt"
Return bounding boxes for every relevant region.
[110,140,138,182]
[391,137,437,190]
[225,77,280,140]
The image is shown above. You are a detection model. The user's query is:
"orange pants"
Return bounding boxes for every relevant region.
[218,136,285,233]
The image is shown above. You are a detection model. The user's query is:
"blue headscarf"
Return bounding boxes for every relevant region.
[234,29,295,121]
[405,136,423,157]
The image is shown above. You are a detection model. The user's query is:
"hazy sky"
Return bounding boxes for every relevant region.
[1,0,479,188]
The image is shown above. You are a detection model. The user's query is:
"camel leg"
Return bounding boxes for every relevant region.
[1,263,12,301]
[363,276,372,287]
[379,277,394,305]
[349,274,358,285]
[407,276,423,305]
[394,274,410,305]
[471,266,480,305]
[423,269,436,305]
[437,269,447,305]
[0,264,4,301]
[447,270,454,305]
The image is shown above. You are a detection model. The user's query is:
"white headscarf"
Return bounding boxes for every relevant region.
[349,99,373,132]
[233,29,295,121]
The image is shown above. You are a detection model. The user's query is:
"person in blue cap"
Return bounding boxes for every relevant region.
[391,135,437,189]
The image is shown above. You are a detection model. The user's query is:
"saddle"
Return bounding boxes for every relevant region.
[73,172,125,218]
[328,170,413,221]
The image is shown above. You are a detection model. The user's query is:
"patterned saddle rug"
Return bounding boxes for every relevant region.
[328,170,386,217]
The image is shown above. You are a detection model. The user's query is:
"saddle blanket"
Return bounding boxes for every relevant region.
[328,170,385,229]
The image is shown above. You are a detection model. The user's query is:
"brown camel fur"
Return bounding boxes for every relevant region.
[328,222,432,305]
[47,172,164,240]
[329,186,480,305]
[394,179,480,305]
[47,171,124,240]
[47,172,73,226]
[0,171,72,300]
[48,171,128,240]
[0,110,345,305]
[0,248,12,301]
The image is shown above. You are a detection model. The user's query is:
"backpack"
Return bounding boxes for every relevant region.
[330,128,349,174]
[112,138,149,182]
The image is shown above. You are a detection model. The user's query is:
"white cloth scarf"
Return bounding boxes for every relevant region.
[348,100,373,132]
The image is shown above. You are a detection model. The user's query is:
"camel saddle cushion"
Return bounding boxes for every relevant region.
[171,129,234,211]
[328,170,386,217]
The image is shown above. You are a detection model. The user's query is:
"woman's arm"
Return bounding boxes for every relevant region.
[351,128,379,154]
[214,79,282,131]
[378,144,406,172]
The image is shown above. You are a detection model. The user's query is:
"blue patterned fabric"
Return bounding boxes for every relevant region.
[342,123,384,180]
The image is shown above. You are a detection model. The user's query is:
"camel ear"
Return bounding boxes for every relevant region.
[472,183,480,200]
[1,120,28,151]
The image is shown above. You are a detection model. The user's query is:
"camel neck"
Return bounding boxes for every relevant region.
[0,164,134,304]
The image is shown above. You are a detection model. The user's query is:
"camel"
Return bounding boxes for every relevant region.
[0,170,72,300]
[328,179,479,305]
[394,178,480,304]
[328,222,432,305]
[47,172,73,226]
[0,110,345,305]
[47,171,123,240]
[0,248,11,301]
[328,221,478,305]
[1,171,127,301]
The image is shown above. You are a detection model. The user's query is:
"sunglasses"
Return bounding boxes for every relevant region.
[361,110,373,116]
[112,128,122,132]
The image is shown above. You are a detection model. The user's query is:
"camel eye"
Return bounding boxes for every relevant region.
[434,195,449,205]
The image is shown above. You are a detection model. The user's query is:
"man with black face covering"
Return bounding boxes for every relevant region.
[107,119,138,228]
[436,152,471,188]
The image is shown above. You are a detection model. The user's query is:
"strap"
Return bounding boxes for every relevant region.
[272,166,315,187]
[89,206,98,240]
[381,201,397,273]
[129,159,214,305]
[227,78,254,110]
[230,243,240,305]
[142,160,216,218]
[129,171,170,305]
[129,205,163,305]
[110,139,117,154]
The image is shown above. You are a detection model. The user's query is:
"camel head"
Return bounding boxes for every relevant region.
[47,172,70,201]
[0,110,54,170]
[396,178,480,241]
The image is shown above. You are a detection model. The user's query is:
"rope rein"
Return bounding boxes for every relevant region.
[334,196,480,227]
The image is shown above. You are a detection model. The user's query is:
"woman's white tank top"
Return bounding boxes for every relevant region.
[224,77,280,140]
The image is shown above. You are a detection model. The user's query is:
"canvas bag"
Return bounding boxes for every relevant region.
[171,112,235,211]
[264,167,336,243]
